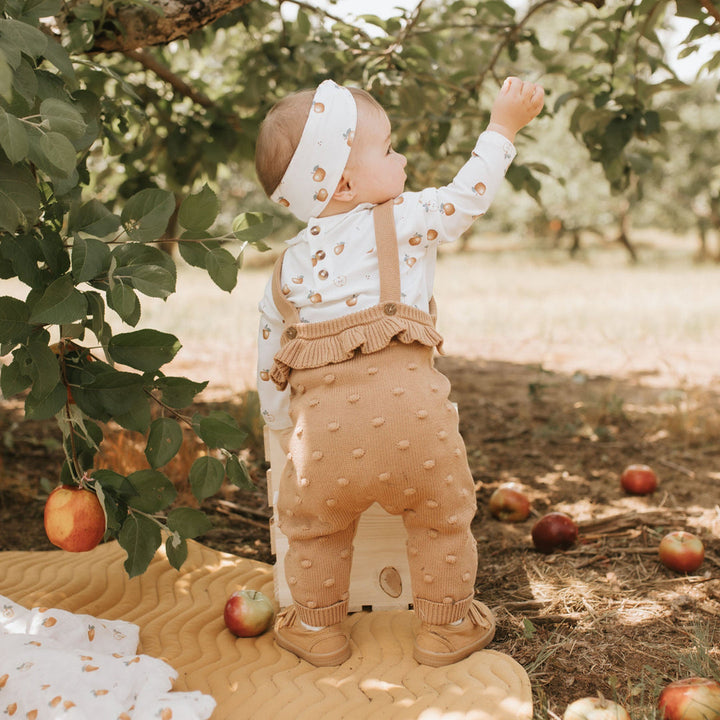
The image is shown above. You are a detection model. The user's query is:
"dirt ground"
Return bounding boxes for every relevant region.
[1,354,719,719]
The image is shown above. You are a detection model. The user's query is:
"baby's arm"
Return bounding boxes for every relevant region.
[486,77,544,144]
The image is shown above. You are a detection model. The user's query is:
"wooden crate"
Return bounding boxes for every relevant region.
[264,426,413,612]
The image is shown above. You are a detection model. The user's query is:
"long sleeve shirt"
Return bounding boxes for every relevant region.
[257,130,517,429]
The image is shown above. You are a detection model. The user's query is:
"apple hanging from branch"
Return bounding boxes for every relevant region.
[44,484,106,552]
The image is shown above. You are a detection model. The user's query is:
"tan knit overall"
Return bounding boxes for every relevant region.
[270,200,478,628]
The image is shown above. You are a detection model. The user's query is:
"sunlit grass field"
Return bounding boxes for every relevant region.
[133,233,720,397]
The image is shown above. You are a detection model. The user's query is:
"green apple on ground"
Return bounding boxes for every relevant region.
[658,531,704,573]
[563,696,631,720]
[224,589,274,637]
[44,485,106,552]
[658,677,720,720]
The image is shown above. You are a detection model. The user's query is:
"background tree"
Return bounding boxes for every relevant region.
[0,0,717,575]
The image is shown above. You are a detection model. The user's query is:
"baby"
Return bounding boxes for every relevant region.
[255,77,543,667]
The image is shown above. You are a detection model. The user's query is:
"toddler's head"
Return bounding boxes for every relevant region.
[255,80,407,221]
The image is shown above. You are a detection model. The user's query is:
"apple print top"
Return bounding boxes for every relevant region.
[257,130,516,429]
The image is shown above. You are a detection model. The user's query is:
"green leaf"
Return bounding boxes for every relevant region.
[0,163,41,231]
[107,282,141,326]
[118,512,162,578]
[167,507,213,539]
[27,331,59,397]
[72,236,111,283]
[145,417,183,469]
[29,275,88,325]
[0,349,32,396]
[154,376,208,408]
[126,469,178,513]
[41,36,76,83]
[0,108,29,163]
[93,468,137,500]
[0,53,11,102]
[35,131,77,178]
[206,247,238,292]
[40,99,87,143]
[177,234,211,269]
[111,243,176,299]
[108,329,181,371]
[189,455,225,501]
[0,19,48,58]
[24,380,66,419]
[121,188,176,242]
[0,296,31,344]
[192,410,246,451]
[178,184,218,231]
[226,454,254,490]
[232,212,274,244]
[165,535,188,570]
[69,200,121,238]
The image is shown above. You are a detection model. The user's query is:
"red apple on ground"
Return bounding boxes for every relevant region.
[44,485,106,552]
[658,677,720,720]
[488,484,531,522]
[224,589,274,637]
[658,531,704,573]
[563,696,631,720]
[531,512,578,554]
[620,464,658,495]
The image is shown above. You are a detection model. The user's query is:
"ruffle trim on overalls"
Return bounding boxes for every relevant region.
[270,301,444,390]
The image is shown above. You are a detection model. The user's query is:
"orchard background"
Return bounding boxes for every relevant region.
[0,0,719,717]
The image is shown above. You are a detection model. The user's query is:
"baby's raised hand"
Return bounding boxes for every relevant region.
[487,77,544,143]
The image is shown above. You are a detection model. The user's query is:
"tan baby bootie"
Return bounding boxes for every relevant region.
[413,599,496,667]
[274,605,351,667]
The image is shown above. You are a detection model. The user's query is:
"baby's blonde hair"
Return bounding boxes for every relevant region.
[255,86,383,198]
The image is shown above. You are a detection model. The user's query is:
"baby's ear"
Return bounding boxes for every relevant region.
[332,173,355,202]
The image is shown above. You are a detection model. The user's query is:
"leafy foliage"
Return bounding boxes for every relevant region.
[0,0,718,575]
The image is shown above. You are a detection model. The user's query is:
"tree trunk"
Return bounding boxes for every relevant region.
[65,0,255,53]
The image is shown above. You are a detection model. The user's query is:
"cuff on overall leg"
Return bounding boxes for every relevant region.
[414,593,474,625]
[294,598,349,627]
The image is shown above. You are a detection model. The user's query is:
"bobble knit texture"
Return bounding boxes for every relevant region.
[272,201,477,628]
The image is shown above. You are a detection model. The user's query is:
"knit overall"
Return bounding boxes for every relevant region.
[269,201,478,628]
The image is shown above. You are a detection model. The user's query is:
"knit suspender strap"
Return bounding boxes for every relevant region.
[372,200,402,304]
[271,249,300,325]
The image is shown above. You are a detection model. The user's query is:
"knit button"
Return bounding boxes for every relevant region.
[403,487,416,496]
[426,499,439,509]
[341,591,350,600]
[416,410,428,419]
[327,421,340,432]
[462,572,472,582]
[336,477,349,486]
[371,417,385,427]
[309,398,320,408]
[323,373,335,384]
[392,387,405,396]
[367,366,378,375]
[408,545,419,556]
[423,459,436,470]
[448,515,458,525]
[423,574,434,584]
[446,554,457,564]
[288,576,297,585]
[383,302,397,315]
[301,559,312,569]
[323,578,335,587]
[378,472,391,482]
[443,597,454,604]
[307,601,317,608]
[454,448,462,457]
[428,529,439,539]
[299,477,309,487]
[352,448,365,459]
[310,225,320,235]
[326,498,337,507]
[397,440,410,450]
[407,363,418,370]
[296,384,305,394]
[437,430,448,440]
[445,474,454,484]
[347,393,360,403]
[312,450,323,461]
[339,549,351,559]
[285,327,297,339]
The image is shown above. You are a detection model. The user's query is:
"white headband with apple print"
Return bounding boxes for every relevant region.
[271,80,357,222]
